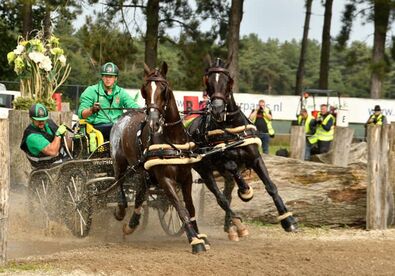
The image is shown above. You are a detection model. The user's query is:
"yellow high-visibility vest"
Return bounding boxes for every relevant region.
[316,113,335,142]
[251,107,275,136]
[297,115,317,144]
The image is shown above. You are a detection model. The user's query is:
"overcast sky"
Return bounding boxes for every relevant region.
[76,1,381,44]
[240,0,374,44]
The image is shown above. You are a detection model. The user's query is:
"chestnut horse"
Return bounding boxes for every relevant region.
[110,62,208,253]
[188,58,298,240]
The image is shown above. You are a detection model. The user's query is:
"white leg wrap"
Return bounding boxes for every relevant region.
[277,212,293,221]
[239,187,254,200]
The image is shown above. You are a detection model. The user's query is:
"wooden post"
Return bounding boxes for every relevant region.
[289,126,305,160]
[389,123,395,225]
[8,110,31,186]
[331,126,354,167]
[0,119,10,264]
[366,125,394,230]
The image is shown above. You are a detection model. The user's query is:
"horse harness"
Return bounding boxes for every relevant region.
[140,73,202,170]
[198,66,262,151]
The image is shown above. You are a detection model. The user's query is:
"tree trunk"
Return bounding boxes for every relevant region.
[144,0,160,68]
[43,2,52,39]
[227,0,244,93]
[203,155,368,227]
[370,0,390,99]
[22,0,33,39]
[295,0,313,96]
[319,0,333,90]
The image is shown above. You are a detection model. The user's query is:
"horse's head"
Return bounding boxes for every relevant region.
[204,58,234,122]
[141,62,170,134]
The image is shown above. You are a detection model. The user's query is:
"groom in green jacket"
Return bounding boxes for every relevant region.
[78,62,140,140]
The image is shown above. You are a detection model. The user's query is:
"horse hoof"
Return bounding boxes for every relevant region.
[123,224,136,235]
[285,223,299,233]
[232,218,249,238]
[278,213,298,232]
[191,238,206,254]
[237,187,254,202]
[237,228,249,237]
[113,205,127,221]
[227,226,239,241]
[197,234,211,250]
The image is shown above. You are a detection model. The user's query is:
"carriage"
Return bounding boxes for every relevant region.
[27,119,185,238]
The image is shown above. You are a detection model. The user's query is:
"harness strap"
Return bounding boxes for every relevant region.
[147,142,195,151]
[144,156,202,170]
[207,124,257,136]
[213,137,262,149]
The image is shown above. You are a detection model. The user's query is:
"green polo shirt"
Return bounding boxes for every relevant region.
[78,81,139,125]
[25,123,54,156]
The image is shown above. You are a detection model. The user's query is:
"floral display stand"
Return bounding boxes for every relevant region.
[7,31,72,186]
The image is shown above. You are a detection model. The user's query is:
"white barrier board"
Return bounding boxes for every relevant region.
[125,89,395,124]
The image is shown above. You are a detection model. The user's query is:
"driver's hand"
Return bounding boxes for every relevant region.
[55,124,67,137]
[91,102,101,114]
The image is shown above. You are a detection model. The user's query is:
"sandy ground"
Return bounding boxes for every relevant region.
[4,185,395,276]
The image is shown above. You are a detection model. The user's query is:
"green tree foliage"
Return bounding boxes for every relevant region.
[2,1,395,100]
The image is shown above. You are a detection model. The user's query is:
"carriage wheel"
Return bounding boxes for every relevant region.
[28,171,57,229]
[62,168,92,238]
[156,187,184,237]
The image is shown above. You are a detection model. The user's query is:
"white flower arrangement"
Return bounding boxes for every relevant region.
[7,31,71,106]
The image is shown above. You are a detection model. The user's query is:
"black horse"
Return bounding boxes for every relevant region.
[188,58,298,240]
[110,62,208,253]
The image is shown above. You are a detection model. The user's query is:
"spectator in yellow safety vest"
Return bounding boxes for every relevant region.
[315,104,335,154]
[297,108,317,160]
[364,105,388,139]
[249,99,275,154]
[365,105,387,126]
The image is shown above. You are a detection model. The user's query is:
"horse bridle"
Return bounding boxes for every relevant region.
[205,67,233,102]
[144,73,170,113]
[143,72,183,131]
[205,67,241,120]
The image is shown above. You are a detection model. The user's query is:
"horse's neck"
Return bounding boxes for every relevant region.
[227,94,238,112]
[225,95,246,126]
[163,97,187,143]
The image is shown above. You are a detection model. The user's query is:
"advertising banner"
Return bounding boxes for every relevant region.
[126,89,395,124]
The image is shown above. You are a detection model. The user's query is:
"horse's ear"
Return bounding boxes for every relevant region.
[161,62,168,77]
[144,63,151,77]
[140,85,147,99]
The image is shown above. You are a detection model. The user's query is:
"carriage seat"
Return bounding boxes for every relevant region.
[77,119,105,153]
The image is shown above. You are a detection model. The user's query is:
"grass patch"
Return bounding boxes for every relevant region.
[0,261,52,273]
[246,220,278,228]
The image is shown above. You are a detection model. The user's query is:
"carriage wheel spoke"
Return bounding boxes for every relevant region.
[67,183,87,227]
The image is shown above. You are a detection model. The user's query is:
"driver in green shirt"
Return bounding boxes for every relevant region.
[20,103,68,168]
[78,62,140,140]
